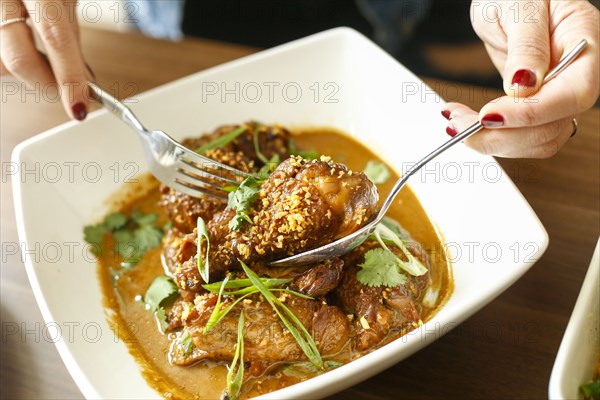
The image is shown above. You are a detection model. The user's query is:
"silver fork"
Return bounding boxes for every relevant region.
[88,82,251,200]
[270,39,587,267]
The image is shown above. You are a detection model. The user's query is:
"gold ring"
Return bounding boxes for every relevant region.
[0,17,27,29]
[570,118,578,138]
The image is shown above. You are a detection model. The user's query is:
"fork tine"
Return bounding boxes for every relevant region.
[90,82,251,201]
[168,179,229,200]
[177,146,252,179]
[173,168,228,191]
[176,159,240,186]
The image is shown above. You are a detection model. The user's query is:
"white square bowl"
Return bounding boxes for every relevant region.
[12,27,548,399]
[549,238,600,399]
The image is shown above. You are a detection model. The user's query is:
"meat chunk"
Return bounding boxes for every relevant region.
[160,147,255,233]
[152,122,441,385]
[161,228,193,276]
[290,258,344,298]
[179,122,291,166]
[165,156,377,282]
[161,228,207,300]
[332,242,428,351]
[160,123,291,233]
[294,157,379,237]
[163,225,345,300]
[169,294,351,366]
[210,156,378,270]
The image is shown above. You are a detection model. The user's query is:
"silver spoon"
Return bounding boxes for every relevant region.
[270,39,588,267]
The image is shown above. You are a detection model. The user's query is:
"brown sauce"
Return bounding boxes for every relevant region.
[97,128,453,399]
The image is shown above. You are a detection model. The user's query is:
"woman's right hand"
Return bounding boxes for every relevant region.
[0,0,92,120]
[445,0,599,158]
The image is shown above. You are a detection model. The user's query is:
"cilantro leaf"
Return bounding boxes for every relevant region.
[227,177,261,230]
[144,275,178,335]
[104,212,127,231]
[195,126,247,154]
[255,160,278,182]
[581,379,600,399]
[113,229,137,259]
[357,248,407,287]
[83,212,126,248]
[134,224,163,253]
[144,275,178,311]
[113,229,133,243]
[131,211,158,226]
[364,161,391,185]
[83,223,106,255]
[84,209,164,266]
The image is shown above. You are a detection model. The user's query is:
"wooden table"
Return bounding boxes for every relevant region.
[1,27,598,399]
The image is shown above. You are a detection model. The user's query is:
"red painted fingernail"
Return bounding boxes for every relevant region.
[72,102,87,121]
[446,125,458,137]
[511,69,536,87]
[441,109,451,120]
[481,113,504,128]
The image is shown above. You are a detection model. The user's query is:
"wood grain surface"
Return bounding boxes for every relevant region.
[1,27,598,400]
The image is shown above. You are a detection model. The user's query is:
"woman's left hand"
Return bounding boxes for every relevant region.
[444,0,599,158]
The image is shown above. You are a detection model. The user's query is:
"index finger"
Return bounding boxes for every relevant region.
[22,0,90,120]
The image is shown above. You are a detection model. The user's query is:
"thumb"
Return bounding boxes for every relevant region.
[501,0,551,98]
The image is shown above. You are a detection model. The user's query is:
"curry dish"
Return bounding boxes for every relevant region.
[90,123,453,399]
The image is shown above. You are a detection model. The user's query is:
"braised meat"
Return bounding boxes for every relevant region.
[160,228,203,301]
[210,156,378,270]
[162,226,345,301]
[289,258,344,298]
[333,241,428,351]
[162,155,377,290]
[144,123,437,398]
[293,157,379,238]
[160,123,291,233]
[163,229,345,301]
[169,295,351,367]
[178,123,291,166]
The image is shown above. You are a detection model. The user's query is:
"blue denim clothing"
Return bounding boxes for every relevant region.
[125,0,185,40]
[125,0,432,53]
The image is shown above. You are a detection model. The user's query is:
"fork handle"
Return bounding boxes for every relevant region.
[88,82,148,134]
